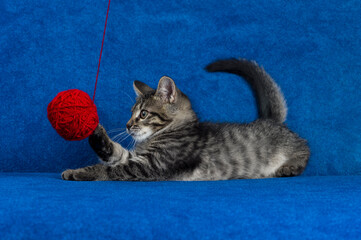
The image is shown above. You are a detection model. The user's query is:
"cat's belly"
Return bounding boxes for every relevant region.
[175,152,289,181]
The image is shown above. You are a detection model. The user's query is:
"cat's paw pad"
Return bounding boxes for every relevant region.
[89,125,110,147]
[92,124,107,137]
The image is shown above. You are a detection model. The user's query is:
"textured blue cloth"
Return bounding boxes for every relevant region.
[1,1,361,239]
[1,0,361,175]
[0,173,361,239]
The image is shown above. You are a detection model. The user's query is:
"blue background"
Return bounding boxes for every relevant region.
[1,0,361,175]
[1,1,361,239]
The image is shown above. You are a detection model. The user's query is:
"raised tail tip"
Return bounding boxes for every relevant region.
[204,57,287,124]
[205,58,255,73]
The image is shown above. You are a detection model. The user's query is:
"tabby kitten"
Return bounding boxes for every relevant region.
[62,59,310,181]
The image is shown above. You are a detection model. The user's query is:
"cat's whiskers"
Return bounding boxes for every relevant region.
[112,132,127,141]
[126,138,136,150]
[113,133,131,144]
[111,130,129,143]
[111,131,127,138]
[108,128,126,134]
[117,135,131,143]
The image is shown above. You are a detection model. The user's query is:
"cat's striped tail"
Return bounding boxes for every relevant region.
[205,59,287,124]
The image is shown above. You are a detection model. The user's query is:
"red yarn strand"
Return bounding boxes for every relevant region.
[93,0,111,101]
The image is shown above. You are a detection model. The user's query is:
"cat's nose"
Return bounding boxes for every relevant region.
[126,123,132,131]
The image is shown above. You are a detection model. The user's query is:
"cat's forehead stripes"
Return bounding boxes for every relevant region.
[131,97,145,112]
[132,92,155,111]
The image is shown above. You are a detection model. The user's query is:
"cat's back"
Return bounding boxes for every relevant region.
[199,119,308,157]
[199,119,296,143]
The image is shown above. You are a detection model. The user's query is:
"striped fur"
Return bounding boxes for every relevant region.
[62,59,310,181]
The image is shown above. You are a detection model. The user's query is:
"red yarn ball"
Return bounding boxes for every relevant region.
[47,89,99,141]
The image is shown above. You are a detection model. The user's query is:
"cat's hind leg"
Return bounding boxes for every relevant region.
[275,151,310,177]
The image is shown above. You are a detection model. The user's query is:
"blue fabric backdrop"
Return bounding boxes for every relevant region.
[1,0,360,175]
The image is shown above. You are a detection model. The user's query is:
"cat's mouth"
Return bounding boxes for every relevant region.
[126,127,139,136]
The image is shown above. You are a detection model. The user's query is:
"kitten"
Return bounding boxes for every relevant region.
[62,59,310,181]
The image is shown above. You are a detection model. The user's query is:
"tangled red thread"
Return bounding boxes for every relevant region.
[47,89,99,141]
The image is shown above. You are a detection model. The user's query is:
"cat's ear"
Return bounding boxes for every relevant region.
[155,76,177,103]
[133,81,154,97]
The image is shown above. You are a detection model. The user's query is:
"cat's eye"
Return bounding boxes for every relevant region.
[140,110,148,119]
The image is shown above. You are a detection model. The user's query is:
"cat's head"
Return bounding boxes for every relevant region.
[126,76,197,142]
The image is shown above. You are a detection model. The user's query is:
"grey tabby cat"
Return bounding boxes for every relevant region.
[62,59,310,181]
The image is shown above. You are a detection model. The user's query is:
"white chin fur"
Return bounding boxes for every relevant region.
[133,128,153,142]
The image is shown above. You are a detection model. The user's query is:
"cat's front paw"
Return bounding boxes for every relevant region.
[92,124,107,136]
[89,124,113,161]
[61,169,75,180]
[61,169,97,181]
